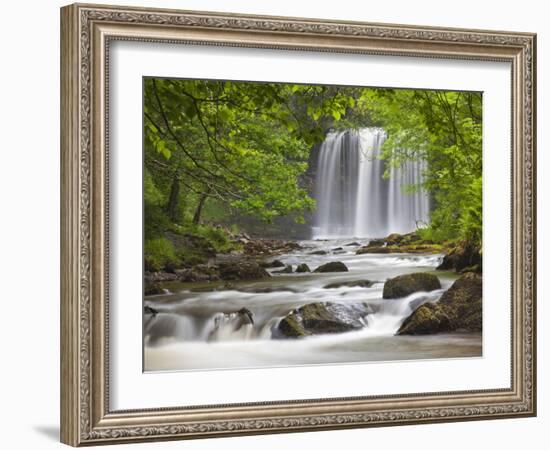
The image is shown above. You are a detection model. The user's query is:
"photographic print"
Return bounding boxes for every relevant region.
[143,78,483,372]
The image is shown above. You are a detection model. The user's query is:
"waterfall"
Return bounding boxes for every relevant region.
[313,128,430,239]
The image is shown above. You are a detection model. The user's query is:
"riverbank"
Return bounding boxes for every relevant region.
[144,230,481,294]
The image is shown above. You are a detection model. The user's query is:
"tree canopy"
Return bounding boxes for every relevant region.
[361,88,482,244]
[144,78,356,228]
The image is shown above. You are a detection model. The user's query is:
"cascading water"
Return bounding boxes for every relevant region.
[313,127,430,239]
[144,260,446,346]
[143,241,482,372]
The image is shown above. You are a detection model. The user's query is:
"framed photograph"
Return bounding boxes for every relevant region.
[60,3,536,446]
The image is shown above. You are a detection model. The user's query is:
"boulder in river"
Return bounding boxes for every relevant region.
[309,250,328,255]
[367,239,386,247]
[218,260,270,281]
[313,261,349,273]
[276,302,371,338]
[274,264,293,274]
[437,242,482,273]
[209,308,255,341]
[295,263,311,273]
[345,242,360,246]
[356,246,398,255]
[397,303,449,334]
[261,259,285,268]
[144,282,164,296]
[397,272,482,335]
[324,280,374,289]
[385,233,404,245]
[235,307,254,326]
[144,305,159,316]
[383,272,441,299]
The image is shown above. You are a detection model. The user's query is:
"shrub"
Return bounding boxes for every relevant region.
[144,237,178,272]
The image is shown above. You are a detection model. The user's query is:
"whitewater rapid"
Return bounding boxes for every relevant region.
[144,239,481,372]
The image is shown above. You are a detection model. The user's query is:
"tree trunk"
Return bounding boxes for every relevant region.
[192,190,209,225]
[166,175,180,222]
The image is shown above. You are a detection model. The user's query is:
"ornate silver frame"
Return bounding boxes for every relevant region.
[60,3,536,446]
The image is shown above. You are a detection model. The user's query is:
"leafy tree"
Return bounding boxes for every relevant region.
[361,88,483,245]
[143,78,356,232]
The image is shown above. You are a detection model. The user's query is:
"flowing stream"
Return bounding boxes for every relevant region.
[144,239,481,371]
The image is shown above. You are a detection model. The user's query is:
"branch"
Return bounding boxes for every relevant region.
[151,79,221,180]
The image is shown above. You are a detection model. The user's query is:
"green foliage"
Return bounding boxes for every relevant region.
[144,237,178,272]
[167,221,241,257]
[144,170,170,239]
[144,169,164,205]
[364,88,483,246]
[188,224,237,254]
[171,241,208,267]
[143,78,344,227]
[459,176,482,244]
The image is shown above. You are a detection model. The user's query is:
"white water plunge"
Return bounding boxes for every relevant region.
[313,128,430,239]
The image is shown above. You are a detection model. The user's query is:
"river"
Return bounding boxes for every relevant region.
[144,238,482,372]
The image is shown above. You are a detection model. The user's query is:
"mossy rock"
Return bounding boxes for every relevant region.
[438,272,482,331]
[397,272,482,335]
[144,282,164,296]
[218,260,270,281]
[277,314,306,338]
[437,242,482,273]
[367,238,386,247]
[276,302,370,338]
[385,233,404,245]
[459,264,481,274]
[313,261,349,273]
[356,246,397,255]
[397,303,450,335]
[295,263,311,273]
[398,244,443,253]
[261,259,285,268]
[357,244,442,255]
[400,232,422,245]
[383,272,441,299]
